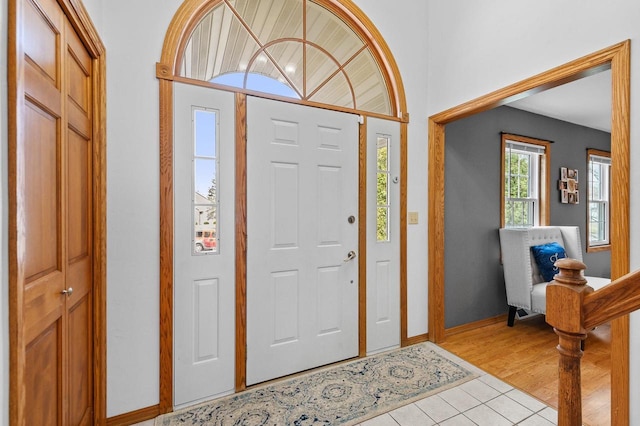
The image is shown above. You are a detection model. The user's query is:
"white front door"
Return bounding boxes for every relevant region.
[173,83,235,406]
[246,96,359,385]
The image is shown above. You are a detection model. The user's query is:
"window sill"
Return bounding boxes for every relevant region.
[587,244,611,253]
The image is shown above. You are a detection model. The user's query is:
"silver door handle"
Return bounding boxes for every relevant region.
[61,287,73,296]
[343,251,357,262]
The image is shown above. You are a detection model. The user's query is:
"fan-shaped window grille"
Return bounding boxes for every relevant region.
[180,0,392,116]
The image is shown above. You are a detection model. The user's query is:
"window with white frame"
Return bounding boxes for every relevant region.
[587,149,611,250]
[501,135,549,228]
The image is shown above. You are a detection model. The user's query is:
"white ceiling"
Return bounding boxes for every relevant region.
[507,69,612,133]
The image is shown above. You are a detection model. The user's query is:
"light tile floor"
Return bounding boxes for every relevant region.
[356,345,557,426]
[134,344,557,426]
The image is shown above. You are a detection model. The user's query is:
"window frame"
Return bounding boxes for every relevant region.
[586,148,611,252]
[500,133,551,228]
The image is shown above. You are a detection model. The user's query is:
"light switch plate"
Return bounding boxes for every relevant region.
[408,211,419,225]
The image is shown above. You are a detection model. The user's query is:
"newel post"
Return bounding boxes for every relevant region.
[546,258,593,426]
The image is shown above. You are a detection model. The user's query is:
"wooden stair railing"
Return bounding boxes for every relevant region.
[546,258,640,426]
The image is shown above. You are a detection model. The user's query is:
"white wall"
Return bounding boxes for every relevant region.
[102,0,183,416]
[426,0,640,422]
[0,2,8,425]
[352,0,430,338]
[81,0,103,36]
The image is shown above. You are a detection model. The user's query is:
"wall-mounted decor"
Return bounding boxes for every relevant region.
[559,167,579,204]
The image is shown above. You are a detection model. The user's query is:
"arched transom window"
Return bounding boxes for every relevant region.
[180,0,392,115]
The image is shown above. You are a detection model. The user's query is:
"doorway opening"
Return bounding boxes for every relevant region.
[427,41,630,423]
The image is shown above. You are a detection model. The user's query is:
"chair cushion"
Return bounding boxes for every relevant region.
[531,282,548,313]
[530,242,567,282]
[585,276,610,290]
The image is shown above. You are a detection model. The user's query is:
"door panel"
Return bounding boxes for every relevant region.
[67,130,90,262]
[192,279,220,361]
[173,83,236,407]
[68,297,92,425]
[272,162,299,247]
[25,320,62,426]
[247,96,359,385]
[23,0,60,82]
[23,100,60,282]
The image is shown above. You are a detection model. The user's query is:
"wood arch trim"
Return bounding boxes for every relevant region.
[316,0,407,118]
[158,0,409,414]
[427,40,630,425]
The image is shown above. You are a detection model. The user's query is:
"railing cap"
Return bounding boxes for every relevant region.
[554,258,587,286]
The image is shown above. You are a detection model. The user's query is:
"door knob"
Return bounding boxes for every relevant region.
[343,250,357,262]
[61,287,73,296]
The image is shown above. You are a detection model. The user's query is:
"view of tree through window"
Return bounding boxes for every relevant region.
[502,136,548,228]
[504,151,535,227]
[377,135,390,241]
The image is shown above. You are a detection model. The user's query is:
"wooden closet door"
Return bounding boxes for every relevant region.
[17,0,94,423]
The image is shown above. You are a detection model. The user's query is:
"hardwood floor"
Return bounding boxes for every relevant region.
[440,314,611,426]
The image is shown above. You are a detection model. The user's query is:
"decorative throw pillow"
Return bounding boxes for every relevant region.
[530,242,567,282]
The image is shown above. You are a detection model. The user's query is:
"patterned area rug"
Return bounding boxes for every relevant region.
[156,343,477,425]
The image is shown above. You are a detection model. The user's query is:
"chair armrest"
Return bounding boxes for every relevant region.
[499,228,535,310]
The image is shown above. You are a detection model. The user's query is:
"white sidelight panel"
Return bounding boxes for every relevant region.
[366,117,401,354]
[174,83,235,407]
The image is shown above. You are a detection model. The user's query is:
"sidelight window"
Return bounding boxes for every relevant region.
[192,108,219,254]
[376,135,390,241]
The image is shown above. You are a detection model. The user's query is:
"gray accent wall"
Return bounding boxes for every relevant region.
[444,106,611,328]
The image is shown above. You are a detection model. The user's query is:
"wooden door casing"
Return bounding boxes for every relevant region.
[13,0,95,423]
